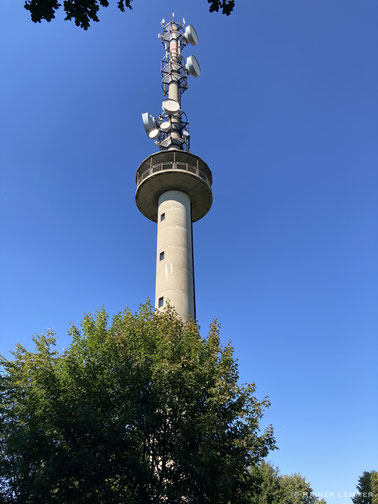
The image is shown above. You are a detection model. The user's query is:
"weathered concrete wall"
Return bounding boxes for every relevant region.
[155,190,195,321]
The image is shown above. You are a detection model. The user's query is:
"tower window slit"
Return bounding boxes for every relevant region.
[160,213,165,221]
[158,297,164,308]
[160,251,165,261]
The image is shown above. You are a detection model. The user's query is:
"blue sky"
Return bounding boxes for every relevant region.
[1,0,377,501]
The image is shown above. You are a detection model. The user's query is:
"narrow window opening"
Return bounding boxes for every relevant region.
[158,297,164,308]
[160,213,165,221]
[159,251,165,261]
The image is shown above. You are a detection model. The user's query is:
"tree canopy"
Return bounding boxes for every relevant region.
[248,462,326,504]
[0,303,275,503]
[352,471,378,504]
[24,0,236,30]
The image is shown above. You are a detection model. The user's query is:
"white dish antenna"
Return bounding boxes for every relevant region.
[162,99,180,114]
[148,128,160,139]
[142,112,158,136]
[160,121,171,132]
[186,55,201,77]
[184,25,199,46]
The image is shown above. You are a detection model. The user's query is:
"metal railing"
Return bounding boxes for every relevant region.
[137,162,211,188]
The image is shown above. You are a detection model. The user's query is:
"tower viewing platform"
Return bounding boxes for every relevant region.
[136,150,212,223]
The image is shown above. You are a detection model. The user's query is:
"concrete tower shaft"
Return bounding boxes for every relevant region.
[156,191,194,320]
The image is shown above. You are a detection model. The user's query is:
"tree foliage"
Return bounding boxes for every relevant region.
[352,471,378,504]
[248,461,282,504]
[248,461,326,504]
[278,473,326,504]
[24,0,235,30]
[373,472,378,504]
[0,303,275,503]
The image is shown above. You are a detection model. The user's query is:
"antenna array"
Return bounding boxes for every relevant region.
[142,15,200,151]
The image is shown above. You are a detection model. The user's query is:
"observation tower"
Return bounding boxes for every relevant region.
[135,15,212,321]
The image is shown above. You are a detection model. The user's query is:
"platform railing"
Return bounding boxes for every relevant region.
[137,162,212,189]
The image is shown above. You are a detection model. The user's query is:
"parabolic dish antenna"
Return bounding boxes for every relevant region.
[148,128,160,139]
[184,25,199,46]
[186,55,201,78]
[142,112,157,135]
[160,121,171,132]
[162,99,180,114]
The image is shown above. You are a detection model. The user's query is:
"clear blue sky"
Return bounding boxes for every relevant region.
[1,0,377,501]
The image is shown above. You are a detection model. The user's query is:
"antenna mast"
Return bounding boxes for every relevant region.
[142,15,200,151]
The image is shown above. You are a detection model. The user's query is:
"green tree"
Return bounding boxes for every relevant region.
[279,473,326,504]
[24,0,235,30]
[248,462,326,504]
[0,303,275,503]
[372,472,378,504]
[352,471,378,504]
[248,461,283,504]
